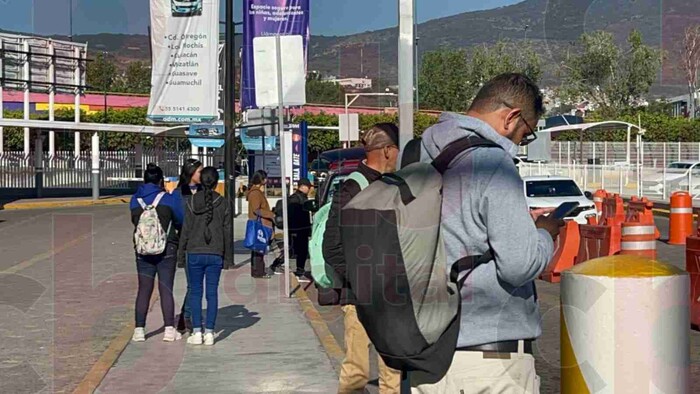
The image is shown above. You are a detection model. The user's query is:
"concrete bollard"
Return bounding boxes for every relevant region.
[561,255,689,393]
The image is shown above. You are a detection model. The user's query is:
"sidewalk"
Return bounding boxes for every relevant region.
[96,227,338,393]
[1,195,131,210]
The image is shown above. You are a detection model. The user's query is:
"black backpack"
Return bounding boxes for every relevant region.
[274,199,284,230]
[340,136,499,384]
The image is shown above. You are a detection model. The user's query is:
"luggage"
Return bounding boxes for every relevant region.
[309,171,369,288]
[340,136,500,383]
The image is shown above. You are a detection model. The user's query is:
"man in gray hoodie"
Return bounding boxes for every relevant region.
[412,73,562,393]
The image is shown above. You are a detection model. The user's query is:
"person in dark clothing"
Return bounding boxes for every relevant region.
[129,164,184,343]
[178,167,232,346]
[323,123,402,393]
[287,178,313,280]
[171,159,203,334]
[246,170,274,279]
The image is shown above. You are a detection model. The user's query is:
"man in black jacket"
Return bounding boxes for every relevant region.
[288,178,312,279]
[323,123,402,393]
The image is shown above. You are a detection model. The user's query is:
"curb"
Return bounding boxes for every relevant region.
[73,295,160,394]
[3,197,130,211]
[291,274,345,373]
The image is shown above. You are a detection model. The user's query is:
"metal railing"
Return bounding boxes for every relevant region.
[0,149,218,191]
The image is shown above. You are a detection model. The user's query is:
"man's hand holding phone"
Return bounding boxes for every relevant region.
[534,202,578,241]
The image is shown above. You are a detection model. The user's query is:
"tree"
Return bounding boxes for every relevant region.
[121,61,152,94]
[562,30,662,116]
[681,25,700,119]
[86,52,118,92]
[418,41,542,112]
[305,78,345,105]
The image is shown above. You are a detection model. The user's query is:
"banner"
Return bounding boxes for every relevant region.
[241,0,310,110]
[291,121,308,185]
[148,0,219,123]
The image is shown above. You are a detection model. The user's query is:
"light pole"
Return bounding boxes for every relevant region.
[524,24,530,41]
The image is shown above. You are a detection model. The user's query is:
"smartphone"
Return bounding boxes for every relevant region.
[551,202,580,220]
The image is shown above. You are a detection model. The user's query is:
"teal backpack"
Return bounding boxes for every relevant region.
[310,172,369,288]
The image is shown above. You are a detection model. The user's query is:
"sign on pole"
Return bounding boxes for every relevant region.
[252,36,307,108]
[188,123,225,149]
[148,0,219,123]
[241,0,310,110]
[339,113,360,142]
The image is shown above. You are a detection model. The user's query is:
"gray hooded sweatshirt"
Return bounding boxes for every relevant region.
[421,112,554,348]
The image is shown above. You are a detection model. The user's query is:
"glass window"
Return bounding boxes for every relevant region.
[526,180,583,198]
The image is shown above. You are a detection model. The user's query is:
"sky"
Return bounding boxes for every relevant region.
[0,0,520,37]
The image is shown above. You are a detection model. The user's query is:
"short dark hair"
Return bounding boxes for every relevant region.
[144,163,164,185]
[252,170,267,186]
[469,73,544,121]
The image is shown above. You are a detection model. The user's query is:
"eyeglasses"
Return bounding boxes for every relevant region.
[501,101,538,146]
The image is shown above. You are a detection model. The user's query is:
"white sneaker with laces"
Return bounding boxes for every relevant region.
[203,332,215,346]
[163,326,182,342]
[132,327,146,342]
[187,332,203,345]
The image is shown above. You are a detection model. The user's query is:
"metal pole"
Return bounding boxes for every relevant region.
[91,132,99,200]
[23,41,30,157]
[0,37,4,154]
[224,0,236,247]
[74,47,81,158]
[276,35,291,298]
[35,133,44,198]
[413,0,419,111]
[398,0,415,152]
[49,41,55,157]
[663,144,667,201]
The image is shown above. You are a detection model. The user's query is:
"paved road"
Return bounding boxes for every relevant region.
[302,215,700,393]
[0,207,337,393]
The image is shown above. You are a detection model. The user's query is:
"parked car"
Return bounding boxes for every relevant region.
[523,176,597,224]
[309,147,366,186]
[643,161,700,195]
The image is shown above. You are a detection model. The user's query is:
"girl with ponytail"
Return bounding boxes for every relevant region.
[178,167,231,346]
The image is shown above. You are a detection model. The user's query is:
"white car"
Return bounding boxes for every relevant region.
[523,176,597,224]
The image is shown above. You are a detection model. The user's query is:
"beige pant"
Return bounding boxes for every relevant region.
[338,305,402,394]
[410,341,540,394]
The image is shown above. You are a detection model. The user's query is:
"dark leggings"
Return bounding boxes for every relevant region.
[135,244,177,328]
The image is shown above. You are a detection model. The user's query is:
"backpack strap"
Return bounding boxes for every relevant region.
[450,250,494,289]
[151,192,167,208]
[381,173,416,206]
[347,172,369,190]
[431,136,501,174]
[136,198,147,210]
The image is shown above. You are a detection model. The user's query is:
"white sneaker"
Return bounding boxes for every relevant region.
[132,327,146,342]
[187,332,203,345]
[163,326,182,342]
[203,332,215,346]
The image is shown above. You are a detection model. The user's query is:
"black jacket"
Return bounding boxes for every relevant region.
[288,190,311,234]
[168,185,203,246]
[178,191,232,269]
[322,162,383,305]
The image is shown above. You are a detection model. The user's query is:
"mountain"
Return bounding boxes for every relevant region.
[4,0,696,96]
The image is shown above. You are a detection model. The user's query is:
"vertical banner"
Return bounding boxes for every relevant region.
[148,0,219,123]
[241,0,310,110]
[291,122,306,186]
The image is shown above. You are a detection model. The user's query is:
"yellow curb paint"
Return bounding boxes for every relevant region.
[3,197,129,211]
[291,274,345,371]
[74,295,160,394]
[561,307,589,394]
[72,323,134,394]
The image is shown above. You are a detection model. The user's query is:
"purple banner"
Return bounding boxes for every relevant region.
[241,0,310,110]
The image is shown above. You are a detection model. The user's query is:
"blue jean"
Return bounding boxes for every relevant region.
[181,256,191,319]
[187,254,223,330]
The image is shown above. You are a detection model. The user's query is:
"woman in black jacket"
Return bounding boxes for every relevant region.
[171,159,203,333]
[178,167,231,346]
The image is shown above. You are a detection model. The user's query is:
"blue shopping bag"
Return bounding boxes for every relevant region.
[244,217,272,254]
